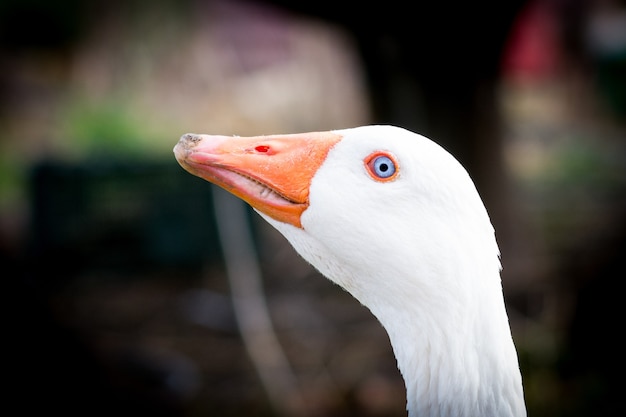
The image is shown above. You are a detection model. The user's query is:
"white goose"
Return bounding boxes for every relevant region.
[174,125,526,417]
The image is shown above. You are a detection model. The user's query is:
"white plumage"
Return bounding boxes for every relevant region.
[174,125,526,417]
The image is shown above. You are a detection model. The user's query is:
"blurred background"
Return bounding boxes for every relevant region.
[1,0,625,416]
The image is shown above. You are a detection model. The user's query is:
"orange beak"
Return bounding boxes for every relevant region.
[174,131,342,228]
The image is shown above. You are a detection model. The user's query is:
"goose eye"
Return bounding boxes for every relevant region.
[365,152,398,182]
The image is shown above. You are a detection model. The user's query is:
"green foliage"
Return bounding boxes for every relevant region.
[62,99,150,156]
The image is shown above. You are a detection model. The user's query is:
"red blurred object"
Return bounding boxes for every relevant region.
[502,0,562,82]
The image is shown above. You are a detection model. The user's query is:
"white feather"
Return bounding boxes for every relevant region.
[260,125,526,417]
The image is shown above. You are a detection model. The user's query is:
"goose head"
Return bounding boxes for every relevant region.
[174,125,526,417]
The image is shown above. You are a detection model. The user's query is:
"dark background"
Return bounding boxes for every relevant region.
[2,0,625,416]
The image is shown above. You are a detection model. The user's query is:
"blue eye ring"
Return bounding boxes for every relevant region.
[365,151,399,182]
